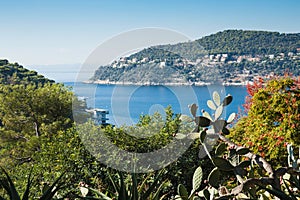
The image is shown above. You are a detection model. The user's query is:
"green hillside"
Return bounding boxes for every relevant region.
[0,59,54,85]
[91,30,300,85]
[158,29,300,59]
[196,29,300,55]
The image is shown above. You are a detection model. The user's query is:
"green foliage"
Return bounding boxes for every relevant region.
[157,30,300,58]
[4,125,105,199]
[77,107,203,198]
[0,168,65,200]
[0,62,201,198]
[79,107,181,154]
[230,77,300,165]
[0,83,77,166]
[127,48,182,62]
[0,60,53,85]
[92,62,188,84]
[0,61,93,198]
[196,29,300,55]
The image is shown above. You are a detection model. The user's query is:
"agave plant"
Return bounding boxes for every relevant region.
[80,169,169,200]
[0,168,65,200]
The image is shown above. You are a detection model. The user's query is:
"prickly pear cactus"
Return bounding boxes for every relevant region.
[188,91,236,159]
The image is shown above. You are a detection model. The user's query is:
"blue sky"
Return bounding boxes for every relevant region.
[1,0,299,66]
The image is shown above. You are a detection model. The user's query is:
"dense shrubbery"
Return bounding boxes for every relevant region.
[229,76,300,166]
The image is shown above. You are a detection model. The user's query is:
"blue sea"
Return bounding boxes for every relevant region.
[64,82,248,126]
[27,65,247,126]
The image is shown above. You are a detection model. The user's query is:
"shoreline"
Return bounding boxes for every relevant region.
[82,80,250,86]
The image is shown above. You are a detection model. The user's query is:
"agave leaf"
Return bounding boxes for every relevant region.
[227,113,236,123]
[107,171,119,196]
[152,179,168,200]
[222,95,233,106]
[192,167,203,192]
[131,173,138,200]
[213,91,221,106]
[214,105,223,120]
[118,172,127,200]
[138,173,153,194]
[22,169,34,200]
[208,167,220,189]
[212,157,235,171]
[39,172,65,200]
[189,104,198,117]
[237,160,251,169]
[142,169,165,200]
[1,168,21,200]
[87,187,112,200]
[207,100,216,110]
[0,178,10,197]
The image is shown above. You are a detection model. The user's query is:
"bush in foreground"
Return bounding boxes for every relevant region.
[230,76,300,166]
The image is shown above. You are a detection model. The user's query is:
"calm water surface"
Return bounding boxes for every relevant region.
[65,82,248,125]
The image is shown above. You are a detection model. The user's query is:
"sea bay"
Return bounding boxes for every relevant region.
[65,82,248,126]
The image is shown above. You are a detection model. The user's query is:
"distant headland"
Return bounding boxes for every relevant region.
[89,29,300,86]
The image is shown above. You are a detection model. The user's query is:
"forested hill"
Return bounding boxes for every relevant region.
[197,30,300,55]
[0,59,54,85]
[157,30,300,59]
[91,30,300,85]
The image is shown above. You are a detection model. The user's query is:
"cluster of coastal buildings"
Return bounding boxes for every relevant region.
[111,48,300,68]
[91,48,300,86]
[202,50,300,65]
